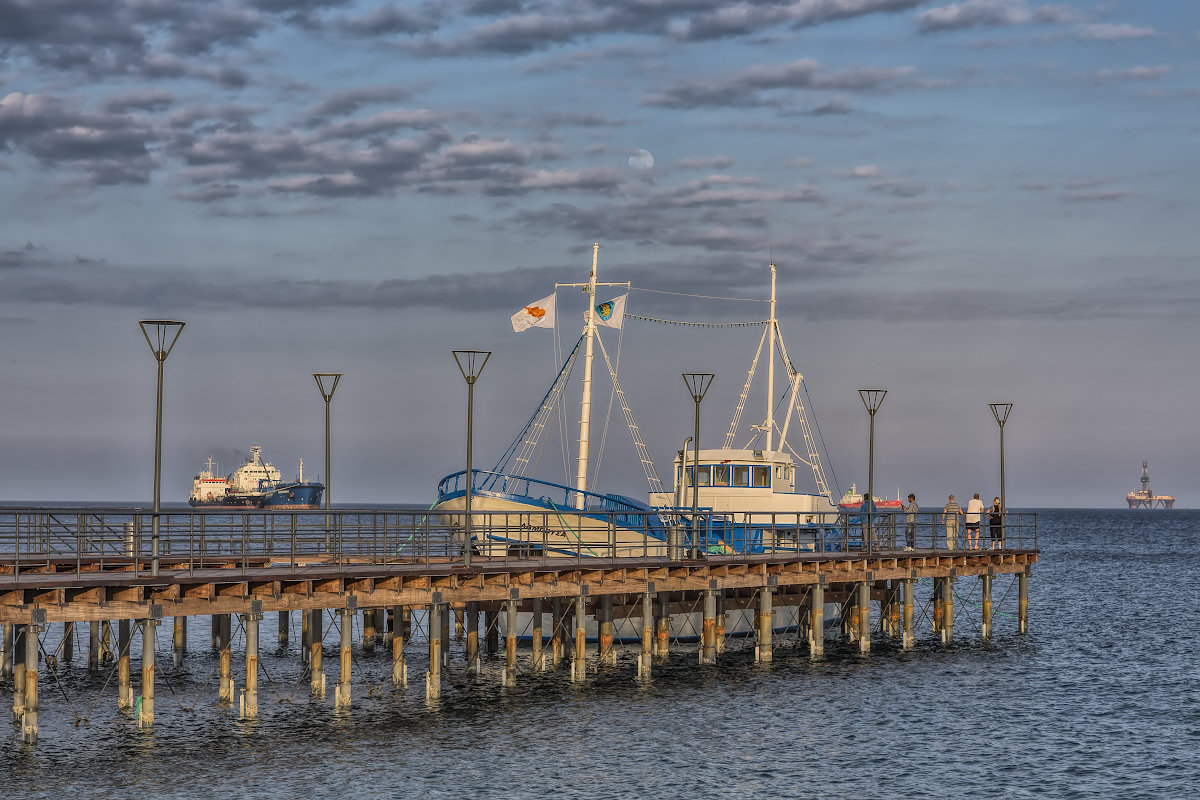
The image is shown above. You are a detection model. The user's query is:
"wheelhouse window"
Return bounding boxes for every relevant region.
[732,465,750,487]
[752,466,771,487]
[687,465,711,487]
[713,465,730,486]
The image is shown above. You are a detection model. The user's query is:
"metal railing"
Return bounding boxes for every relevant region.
[0,507,1037,582]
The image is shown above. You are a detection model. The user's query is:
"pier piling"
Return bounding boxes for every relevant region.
[100,621,113,662]
[982,572,994,641]
[62,622,73,663]
[173,616,185,668]
[244,610,260,719]
[278,610,289,647]
[755,588,773,663]
[572,594,586,682]
[484,607,498,658]
[810,583,824,658]
[655,594,670,658]
[140,619,157,728]
[336,606,352,709]
[466,601,480,674]
[309,610,325,697]
[218,614,234,703]
[87,621,100,672]
[531,598,544,671]
[1,624,11,680]
[701,589,717,665]
[392,605,407,687]
[942,574,955,645]
[902,577,915,650]
[598,594,615,666]
[12,625,26,721]
[504,597,517,687]
[117,620,132,710]
[362,608,375,653]
[550,597,564,667]
[21,623,39,744]
[301,609,310,666]
[858,580,871,654]
[426,600,442,701]
[638,591,653,679]
[1018,568,1029,634]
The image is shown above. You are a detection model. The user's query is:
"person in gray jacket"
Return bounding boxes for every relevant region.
[942,495,962,550]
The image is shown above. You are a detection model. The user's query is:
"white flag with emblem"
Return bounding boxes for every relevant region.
[511,293,556,332]
[593,294,626,329]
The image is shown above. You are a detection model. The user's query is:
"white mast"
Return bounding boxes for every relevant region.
[766,262,776,453]
[573,242,600,507]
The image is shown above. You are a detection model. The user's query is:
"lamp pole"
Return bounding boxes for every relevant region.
[453,350,491,568]
[138,320,185,578]
[989,402,1013,527]
[313,373,342,548]
[858,389,887,552]
[682,373,714,559]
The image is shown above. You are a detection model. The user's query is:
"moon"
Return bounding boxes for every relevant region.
[628,149,654,170]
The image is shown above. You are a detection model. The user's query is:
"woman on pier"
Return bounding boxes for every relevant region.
[988,497,1003,549]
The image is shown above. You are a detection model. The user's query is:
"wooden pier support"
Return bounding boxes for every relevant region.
[638,591,653,679]
[278,610,289,647]
[809,583,824,657]
[941,574,955,645]
[362,608,375,653]
[11,625,24,721]
[309,609,325,697]
[465,601,480,674]
[88,620,100,672]
[335,607,352,709]
[504,598,517,688]
[531,598,545,671]
[426,600,442,701]
[62,621,74,663]
[391,605,407,687]
[598,594,615,666]
[173,616,185,668]
[981,573,994,641]
[140,619,157,728]
[1018,569,1029,634]
[755,588,773,663]
[700,589,717,665]
[117,620,132,710]
[243,611,260,719]
[857,580,871,654]
[21,624,39,744]
[218,614,234,703]
[572,594,586,682]
[902,577,915,650]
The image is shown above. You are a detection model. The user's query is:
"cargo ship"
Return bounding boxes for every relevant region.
[1127,461,1175,509]
[189,446,324,509]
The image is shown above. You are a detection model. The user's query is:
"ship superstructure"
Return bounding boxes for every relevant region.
[189,446,324,509]
[1126,461,1175,509]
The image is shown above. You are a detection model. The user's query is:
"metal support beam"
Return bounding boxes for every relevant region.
[810,584,824,658]
[140,619,158,728]
[117,619,132,710]
[336,607,352,709]
[756,588,773,663]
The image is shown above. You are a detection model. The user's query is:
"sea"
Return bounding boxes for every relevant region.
[1,508,1197,799]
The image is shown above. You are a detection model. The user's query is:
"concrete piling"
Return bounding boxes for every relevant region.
[550,597,564,667]
[942,575,955,645]
[173,616,185,668]
[466,601,480,674]
[62,622,74,663]
[12,625,26,721]
[140,619,157,728]
[889,582,901,639]
[454,607,464,641]
[655,594,670,657]
[362,608,375,653]
[531,598,544,671]
[982,573,994,641]
[902,577,915,651]
[755,588,773,663]
[244,611,260,719]
[392,605,407,687]
[88,621,100,672]
[1,624,11,680]
[932,577,944,635]
[426,601,442,701]
[715,592,727,655]
[278,610,289,647]
[336,607,352,709]
[218,614,234,703]
[638,591,653,679]
[701,589,717,665]
[22,624,39,744]
[117,620,132,710]
[858,581,871,654]
[504,598,517,688]
[100,621,113,662]
[440,604,451,667]
[1018,569,1029,634]
[301,608,310,666]
[309,609,325,697]
[572,594,586,682]
[810,583,824,658]
[484,607,498,658]
[598,594,615,666]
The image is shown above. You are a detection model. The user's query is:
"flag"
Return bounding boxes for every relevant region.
[511,293,556,332]
[593,294,626,329]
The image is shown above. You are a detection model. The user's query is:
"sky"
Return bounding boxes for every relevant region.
[1,0,1196,508]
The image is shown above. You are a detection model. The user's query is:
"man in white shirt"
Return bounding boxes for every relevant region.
[965,492,985,550]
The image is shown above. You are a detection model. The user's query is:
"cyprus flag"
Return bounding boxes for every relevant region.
[511,293,556,332]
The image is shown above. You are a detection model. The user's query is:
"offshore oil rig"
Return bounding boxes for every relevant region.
[1127,461,1175,509]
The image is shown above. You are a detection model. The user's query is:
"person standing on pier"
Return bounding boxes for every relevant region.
[988,497,1003,549]
[942,495,961,550]
[965,492,985,550]
[904,493,918,550]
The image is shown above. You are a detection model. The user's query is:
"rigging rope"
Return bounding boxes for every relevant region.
[632,287,768,303]
[627,314,770,328]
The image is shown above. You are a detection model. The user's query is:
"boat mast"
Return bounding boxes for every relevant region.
[766,262,776,453]
[574,242,600,507]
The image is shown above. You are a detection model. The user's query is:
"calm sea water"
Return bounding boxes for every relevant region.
[2,509,1197,799]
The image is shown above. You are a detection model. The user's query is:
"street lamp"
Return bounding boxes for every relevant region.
[313,373,342,547]
[682,372,714,559]
[138,320,185,577]
[453,350,491,567]
[858,389,887,552]
[989,402,1013,533]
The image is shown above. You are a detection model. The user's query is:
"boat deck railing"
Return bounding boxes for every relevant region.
[0,507,1037,581]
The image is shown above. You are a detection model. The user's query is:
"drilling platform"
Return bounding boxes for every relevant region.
[1127,461,1176,509]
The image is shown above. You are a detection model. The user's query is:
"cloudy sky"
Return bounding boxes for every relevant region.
[1,0,1196,508]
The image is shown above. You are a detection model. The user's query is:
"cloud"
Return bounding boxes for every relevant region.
[1075,23,1156,41]
[1064,189,1133,202]
[645,59,918,109]
[1094,65,1171,82]
[303,87,415,123]
[101,90,174,114]
[676,156,736,170]
[848,164,883,178]
[917,0,1034,33]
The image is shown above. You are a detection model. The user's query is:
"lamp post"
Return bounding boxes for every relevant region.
[989,402,1013,530]
[313,373,342,548]
[682,373,714,559]
[138,320,185,577]
[453,350,491,568]
[858,389,887,552]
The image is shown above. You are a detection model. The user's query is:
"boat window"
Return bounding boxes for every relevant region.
[752,466,770,487]
[687,465,711,487]
[713,465,730,487]
[732,465,750,487]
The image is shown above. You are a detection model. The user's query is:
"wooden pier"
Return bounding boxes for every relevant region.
[0,507,1038,745]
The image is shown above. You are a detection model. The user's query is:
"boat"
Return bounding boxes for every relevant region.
[188,447,324,509]
[837,484,904,512]
[1127,461,1175,509]
[433,246,848,559]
